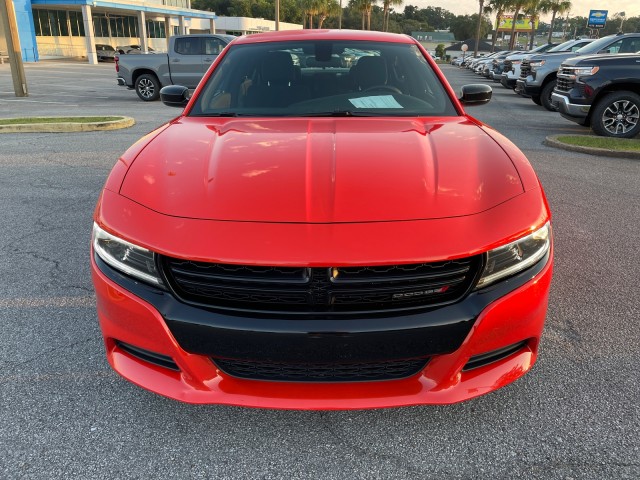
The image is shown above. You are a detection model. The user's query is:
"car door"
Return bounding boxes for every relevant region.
[171,37,203,88]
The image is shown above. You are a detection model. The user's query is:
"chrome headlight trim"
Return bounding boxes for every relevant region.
[92,223,163,286]
[476,222,551,289]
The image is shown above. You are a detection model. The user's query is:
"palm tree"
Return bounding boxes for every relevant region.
[300,0,322,29]
[545,0,572,44]
[486,0,514,52]
[353,0,377,30]
[507,0,529,50]
[524,0,549,49]
[317,0,341,28]
[354,0,367,29]
[382,0,403,32]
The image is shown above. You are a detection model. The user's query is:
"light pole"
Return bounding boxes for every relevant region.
[0,0,28,97]
[617,12,626,32]
[275,0,280,31]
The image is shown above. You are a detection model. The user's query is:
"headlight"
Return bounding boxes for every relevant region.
[529,60,545,69]
[92,223,163,286]
[573,66,599,77]
[476,222,551,289]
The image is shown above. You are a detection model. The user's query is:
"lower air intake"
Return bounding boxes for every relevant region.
[213,357,429,382]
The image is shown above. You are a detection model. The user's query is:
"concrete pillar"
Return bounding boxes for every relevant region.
[137,11,148,52]
[210,18,215,34]
[164,16,172,51]
[81,5,98,64]
[179,16,185,35]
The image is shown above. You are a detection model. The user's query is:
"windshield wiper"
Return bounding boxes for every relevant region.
[297,110,378,117]
[212,112,241,117]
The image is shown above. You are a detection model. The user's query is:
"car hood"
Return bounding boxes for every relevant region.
[120,117,523,223]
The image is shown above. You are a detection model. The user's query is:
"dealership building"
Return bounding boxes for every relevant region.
[2,0,301,63]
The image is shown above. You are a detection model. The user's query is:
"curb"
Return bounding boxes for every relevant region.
[0,116,135,133]
[544,135,640,160]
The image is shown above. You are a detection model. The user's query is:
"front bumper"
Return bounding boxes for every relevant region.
[551,92,591,123]
[500,74,516,89]
[92,245,553,409]
[515,78,540,97]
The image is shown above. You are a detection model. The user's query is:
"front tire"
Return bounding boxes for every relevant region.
[541,80,558,111]
[591,92,640,138]
[135,74,160,101]
[531,95,542,106]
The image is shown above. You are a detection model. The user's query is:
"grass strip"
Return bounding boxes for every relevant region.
[0,116,122,125]
[556,135,640,152]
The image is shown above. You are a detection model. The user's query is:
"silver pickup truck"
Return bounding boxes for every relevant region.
[116,34,235,101]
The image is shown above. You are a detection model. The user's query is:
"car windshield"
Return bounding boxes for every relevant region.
[548,40,581,52]
[575,35,616,54]
[189,40,457,118]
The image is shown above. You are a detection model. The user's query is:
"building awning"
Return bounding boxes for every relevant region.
[31,0,217,19]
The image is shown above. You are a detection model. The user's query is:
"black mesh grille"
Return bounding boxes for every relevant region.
[520,60,531,78]
[503,59,513,73]
[556,69,575,92]
[160,256,482,315]
[213,357,429,382]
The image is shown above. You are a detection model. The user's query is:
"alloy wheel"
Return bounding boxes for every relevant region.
[602,99,639,136]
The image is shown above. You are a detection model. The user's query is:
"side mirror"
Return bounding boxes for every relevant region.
[160,85,190,108]
[459,84,492,106]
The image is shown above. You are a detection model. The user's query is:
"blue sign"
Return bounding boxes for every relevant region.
[588,10,608,29]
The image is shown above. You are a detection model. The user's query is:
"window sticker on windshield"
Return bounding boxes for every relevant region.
[349,96,403,109]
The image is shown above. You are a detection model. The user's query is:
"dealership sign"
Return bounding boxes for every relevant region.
[587,10,608,29]
[496,15,539,32]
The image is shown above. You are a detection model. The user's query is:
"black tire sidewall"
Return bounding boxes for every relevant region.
[531,95,542,106]
[591,92,640,138]
[541,81,557,111]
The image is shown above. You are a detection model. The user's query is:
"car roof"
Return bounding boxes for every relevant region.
[232,29,415,45]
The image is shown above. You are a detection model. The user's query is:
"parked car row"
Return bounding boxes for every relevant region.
[95,44,157,62]
[454,33,640,138]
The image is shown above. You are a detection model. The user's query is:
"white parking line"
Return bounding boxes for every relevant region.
[0,98,77,105]
[0,91,109,98]
[0,296,96,308]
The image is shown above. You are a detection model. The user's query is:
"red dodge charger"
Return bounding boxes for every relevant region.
[91,30,553,409]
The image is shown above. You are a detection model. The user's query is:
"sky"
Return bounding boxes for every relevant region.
[405,1,640,21]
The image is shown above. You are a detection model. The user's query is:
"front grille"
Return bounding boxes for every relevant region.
[520,60,531,78]
[556,68,575,92]
[213,357,429,382]
[160,256,482,315]
[503,60,512,73]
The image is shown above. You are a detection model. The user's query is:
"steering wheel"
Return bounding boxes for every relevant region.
[364,85,402,94]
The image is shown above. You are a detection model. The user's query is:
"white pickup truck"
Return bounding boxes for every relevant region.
[116,34,235,101]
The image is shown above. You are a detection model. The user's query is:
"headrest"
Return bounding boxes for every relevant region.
[353,56,387,90]
[262,51,295,85]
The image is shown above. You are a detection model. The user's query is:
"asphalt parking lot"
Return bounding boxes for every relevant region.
[0,61,638,479]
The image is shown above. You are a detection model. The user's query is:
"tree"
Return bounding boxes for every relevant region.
[545,0,571,44]
[507,0,529,49]
[300,0,323,28]
[421,7,456,31]
[317,0,341,28]
[435,43,445,58]
[524,0,549,49]
[473,0,485,56]
[450,14,491,41]
[381,0,403,32]
[352,0,376,30]
[486,0,514,51]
